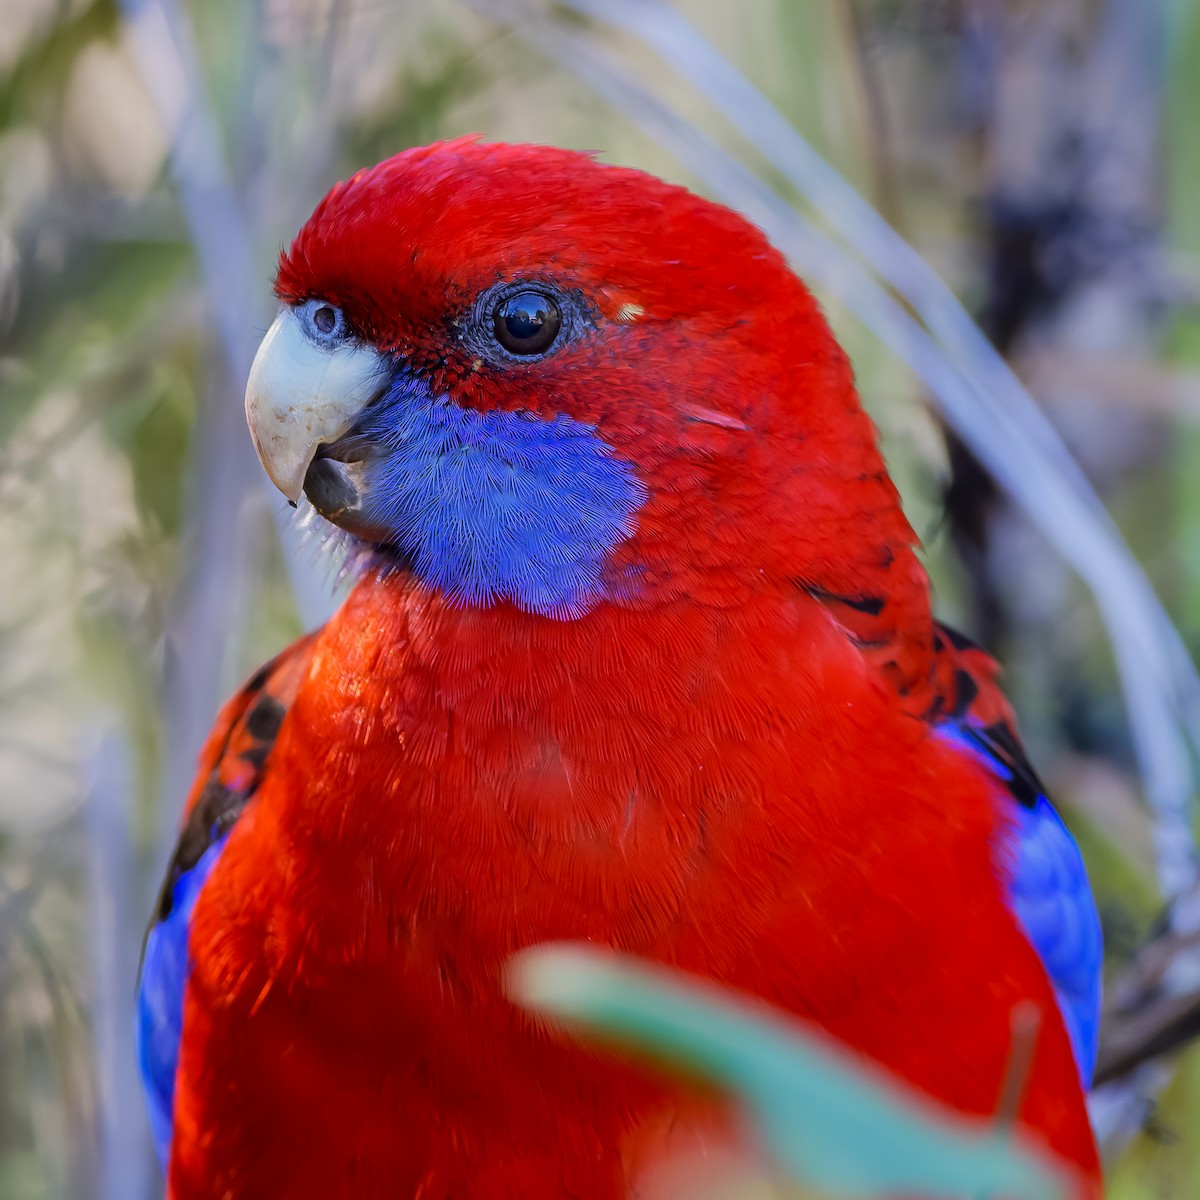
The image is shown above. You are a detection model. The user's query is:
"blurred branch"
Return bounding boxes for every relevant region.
[116,0,334,853]
[1,867,99,1199]
[834,0,904,226]
[1089,1060,1173,1153]
[84,731,155,1200]
[118,0,258,378]
[1095,912,1200,1087]
[1090,888,1200,1147]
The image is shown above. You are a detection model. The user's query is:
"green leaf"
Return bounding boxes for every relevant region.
[511,944,1069,1199]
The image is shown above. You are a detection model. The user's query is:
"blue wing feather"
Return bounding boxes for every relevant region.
[1008,795,1103,1083]
[136,837,229,1166]
[938,723,1103,1085]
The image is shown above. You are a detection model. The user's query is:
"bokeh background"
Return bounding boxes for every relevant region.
[2,0,1200,1196]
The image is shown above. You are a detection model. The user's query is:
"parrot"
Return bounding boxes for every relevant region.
[136,137,1104,1198]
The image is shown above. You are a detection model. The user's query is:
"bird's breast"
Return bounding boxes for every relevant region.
[181,572,1101,1192]
[250,571,879,970]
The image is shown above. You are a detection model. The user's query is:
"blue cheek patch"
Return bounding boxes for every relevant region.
[136,836,229,1167]
[356,378,646,618]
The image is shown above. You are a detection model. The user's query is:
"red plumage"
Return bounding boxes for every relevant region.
[162,140,1100,1197]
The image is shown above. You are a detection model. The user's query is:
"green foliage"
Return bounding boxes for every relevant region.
[0,1,118,131]
[513,944,1067,1200]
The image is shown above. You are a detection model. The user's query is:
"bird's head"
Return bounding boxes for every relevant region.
[247,137,917,619]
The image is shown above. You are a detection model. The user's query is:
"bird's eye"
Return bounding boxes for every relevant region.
[493,291,562,357]
[297,298,349,346]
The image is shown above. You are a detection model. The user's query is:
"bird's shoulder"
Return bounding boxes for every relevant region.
[924,623,1103,1084]
[906,620,1104,1085]
[162,627,321,915]
[803,579,1101,1082]
[136,628,321,1163]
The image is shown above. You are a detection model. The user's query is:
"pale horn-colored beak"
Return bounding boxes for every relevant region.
[244,307,390,503]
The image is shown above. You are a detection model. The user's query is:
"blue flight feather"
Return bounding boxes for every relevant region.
[136,835,229,1167]
[937,724,1102,1085]
[1008,795,1103,1083]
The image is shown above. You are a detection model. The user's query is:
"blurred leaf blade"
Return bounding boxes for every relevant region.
[512,944,1070,1200]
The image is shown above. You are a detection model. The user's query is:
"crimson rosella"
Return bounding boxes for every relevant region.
[137,138,1104,1198]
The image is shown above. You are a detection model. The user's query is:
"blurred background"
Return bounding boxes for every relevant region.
[2,0,1200,1195]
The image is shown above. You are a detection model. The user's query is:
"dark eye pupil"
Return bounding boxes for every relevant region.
[313,305,337,334]
[494,291,562,355]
